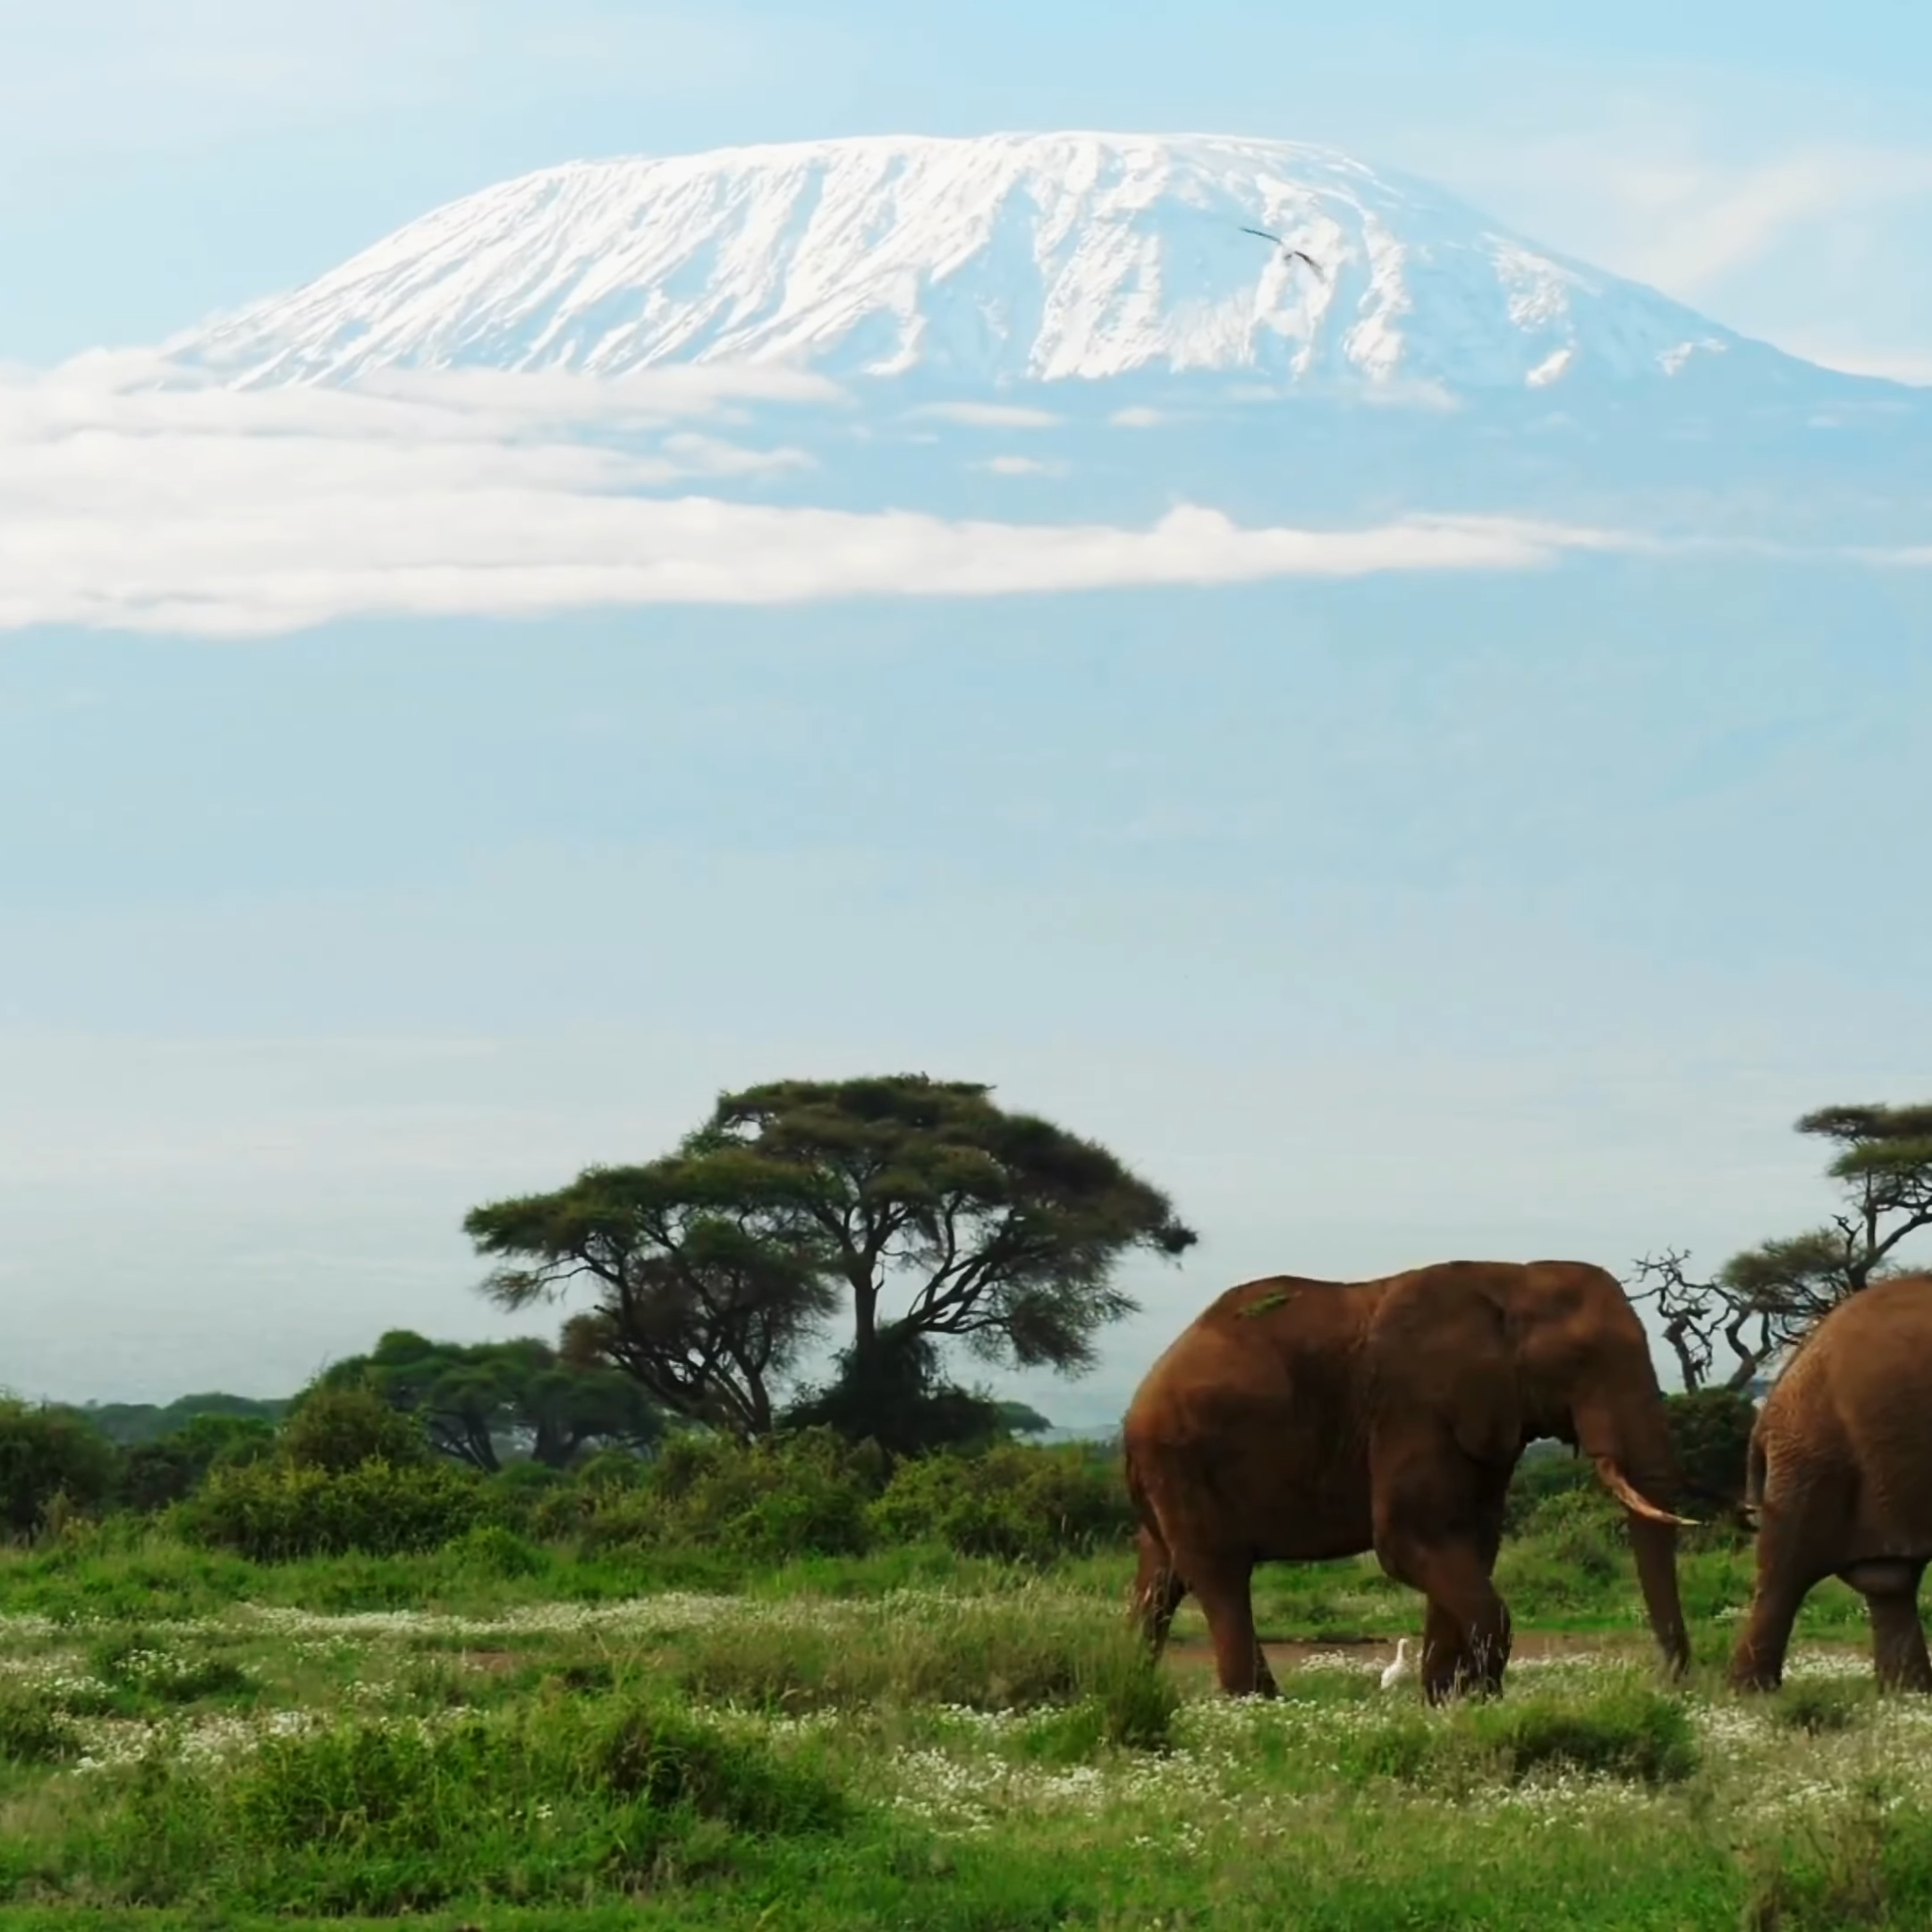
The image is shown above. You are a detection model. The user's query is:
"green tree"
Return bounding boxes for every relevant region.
[1664,1387,1758,1523]
[122,1413,275,1512]
[466,1073,1195,1442]
[1631,1098,1932,1386]
[0,1399,119,1537]
[318,1331,665,1472]
[59,1392,289,1448]
[693,1076,1195,1377]
[279,1384,428,1475]
[1724,1102,1932,1339]
[781,1329,1007,1457]
[466,1154,842,1437]
[994,1400,1054,1436]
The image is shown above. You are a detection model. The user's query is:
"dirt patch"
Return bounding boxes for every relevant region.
[1161,1631,1870,1676]
[1163,1631,1653,1674]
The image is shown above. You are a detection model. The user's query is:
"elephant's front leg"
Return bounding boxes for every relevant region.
[1379,1536,1512,1702]
[1419,1597,1473,1703]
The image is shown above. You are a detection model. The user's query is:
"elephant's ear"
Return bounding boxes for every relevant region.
[1367,1269,1523,1468]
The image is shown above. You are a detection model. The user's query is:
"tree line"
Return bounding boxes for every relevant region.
[7,1073,1925,1544]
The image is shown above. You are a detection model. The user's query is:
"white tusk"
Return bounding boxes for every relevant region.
[1593,1456,1699,1528]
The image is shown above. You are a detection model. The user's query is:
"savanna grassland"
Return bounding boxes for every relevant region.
[0,1453,1925,1932]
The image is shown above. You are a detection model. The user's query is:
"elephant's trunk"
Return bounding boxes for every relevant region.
[1574,1392,1692,1680]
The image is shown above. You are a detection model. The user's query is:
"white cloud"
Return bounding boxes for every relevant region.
[0,359,1649,638]
[976,453,1068,477]
[906,401,1062,429]
[1109,406,1166,428]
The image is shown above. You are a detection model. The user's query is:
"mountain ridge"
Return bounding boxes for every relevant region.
[166,130,1829,402]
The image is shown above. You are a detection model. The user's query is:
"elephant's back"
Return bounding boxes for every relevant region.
[1761,1276,1932,1538]
[1122,1274,1377,1559]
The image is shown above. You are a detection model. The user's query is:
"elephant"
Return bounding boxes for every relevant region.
[1122,1258,1693,1702]
[1730,1273,1932,1693]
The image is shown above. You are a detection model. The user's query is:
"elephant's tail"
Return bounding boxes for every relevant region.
[1741,1428,1768,1527]
[1122,1440,1163,1546]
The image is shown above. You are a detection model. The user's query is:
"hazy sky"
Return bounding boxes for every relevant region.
[2,3,1929,1417]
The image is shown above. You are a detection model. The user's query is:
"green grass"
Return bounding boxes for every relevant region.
[1,1513,1923,1928]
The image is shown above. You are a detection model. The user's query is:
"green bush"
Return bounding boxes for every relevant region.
[1773,1679,1867,1735]
[122,1415,277,1513]
[1468,1682,1699,1786]
[1517,1486,1623,1580]
[569,1428,885,1562]
[1502,1442,1597,1536]
[89,1628,254,1704]
[868,1441,1133,1563]
[676,1589,1149,1716]
[445,1521,549,1580]
[0,1690,79,1765]
[278,1385,429,1475]
[1665,1386,1758,1523]
[592,1700,849,1833]
[87,1698,847,1913]
[0,1398,120,1538]
[178,1458,483,1560]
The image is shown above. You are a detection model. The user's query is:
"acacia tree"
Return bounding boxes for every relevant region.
[464,1153,841,1437]
[465,1073,1196,1441]
[318,1332,665,1471]
[689,1074,1197,1379]
[1631,1098,1932,1388]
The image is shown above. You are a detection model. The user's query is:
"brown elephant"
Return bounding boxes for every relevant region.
[1730,1273,1932,1693]
[1122,1258,1693,1701]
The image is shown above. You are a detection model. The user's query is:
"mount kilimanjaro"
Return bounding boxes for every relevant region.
[160,132,1926,542]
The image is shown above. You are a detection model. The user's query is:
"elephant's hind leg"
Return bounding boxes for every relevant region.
[1175,1546,1269,1699]
[1731,1496,1837,1692]
[1843,1560,1932,1693]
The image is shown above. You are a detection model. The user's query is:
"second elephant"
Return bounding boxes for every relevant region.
[1731,1273,1932,1692]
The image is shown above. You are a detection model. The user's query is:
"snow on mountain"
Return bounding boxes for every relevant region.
[170,132,1757,399]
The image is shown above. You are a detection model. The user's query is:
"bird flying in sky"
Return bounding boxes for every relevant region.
[1240,226,1326,277]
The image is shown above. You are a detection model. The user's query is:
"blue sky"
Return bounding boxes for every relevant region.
[2,3,1929,1414]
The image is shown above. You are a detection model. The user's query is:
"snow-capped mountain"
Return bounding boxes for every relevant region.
[174,132,1775,400]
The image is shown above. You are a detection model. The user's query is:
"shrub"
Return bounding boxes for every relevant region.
[0,1690,79,1765]
[445,1521,548,1580]
[1665,1386,1758,1523]
[89,1629,254,1704]
[1502,1442,1597,1536]
[123,1415,277,1512]
[1468,1682,1699,1786]
[676,1589,1149,1716]
[89,1699,847,1913]
[0,1399,120,1538]
[278,1385,428,1475]
[178,1458,483,1560]
[1773,1679,1866,1735]
[592,1700,848,1833]
[572,1445,650,1491]
[572,1428,884,1562]
[868,1441,1133,1563]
